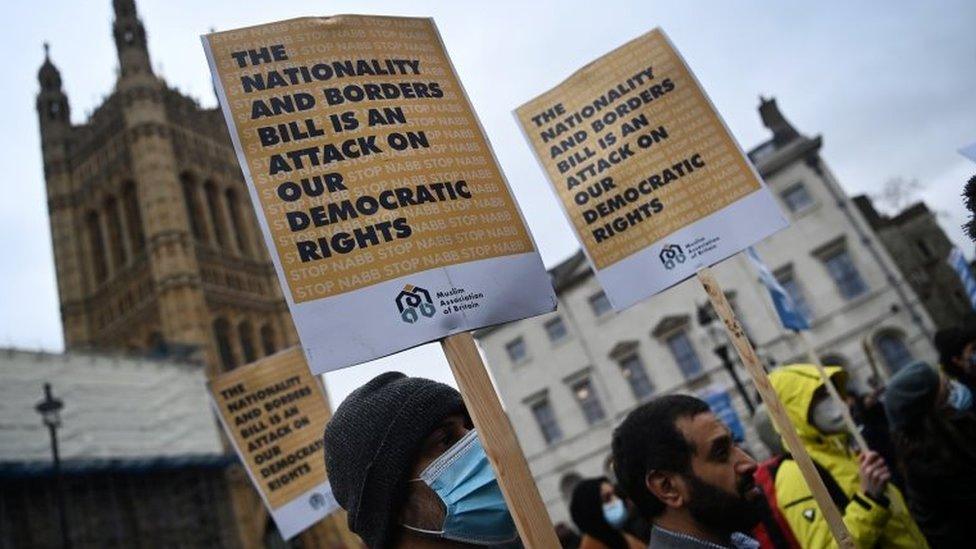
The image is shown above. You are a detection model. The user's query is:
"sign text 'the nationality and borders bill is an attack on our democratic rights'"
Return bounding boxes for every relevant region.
[209,348,340,540]
[203,16,555,373]
[515,28,787,309]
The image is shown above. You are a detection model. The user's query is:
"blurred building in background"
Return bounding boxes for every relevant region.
[854,196,976,331]
[0,349,238,547]
[476,98,938,525]
[33,1,356,546]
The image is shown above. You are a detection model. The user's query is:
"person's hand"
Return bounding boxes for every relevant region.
[858,450,890,500]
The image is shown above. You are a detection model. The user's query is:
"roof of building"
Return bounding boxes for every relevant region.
[0,454,236,479]
[550,250,590,293]
[852,194,932,230]
[0,348,224,470]
[746,98,823,177]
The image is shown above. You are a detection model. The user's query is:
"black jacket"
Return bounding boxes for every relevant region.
[899,412,976,548]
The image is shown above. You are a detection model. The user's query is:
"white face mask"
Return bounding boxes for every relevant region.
[810,397,847,434]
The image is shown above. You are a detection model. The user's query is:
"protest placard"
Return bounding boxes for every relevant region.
[204,17,560,546]
[208,347,339,540]
[516,28,787,310]
[203,16,555,374]
[517,28,854,547]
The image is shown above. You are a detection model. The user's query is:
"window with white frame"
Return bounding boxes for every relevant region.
[570,377,606,425]
[666,331,703,378]
[618,354,655,401]
[589,292,613,317]
[506,337,527,363]
[545,317,568,343]
[529,397,563,445]
[816,241,868,300]
[782,182,814,213]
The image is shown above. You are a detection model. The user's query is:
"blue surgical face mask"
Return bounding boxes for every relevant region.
[404,430,518,545]
[948,379,973,411]
[602,497,627,529]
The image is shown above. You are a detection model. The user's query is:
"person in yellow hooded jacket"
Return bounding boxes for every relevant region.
[768,364,928,549]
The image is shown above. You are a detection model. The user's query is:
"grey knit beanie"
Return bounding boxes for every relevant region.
[883,361,940,431]
[323,372,466,548]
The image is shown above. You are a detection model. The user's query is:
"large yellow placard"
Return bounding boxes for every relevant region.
[516,29,762,270]
[205,16,534,303]
[209,347,329,509]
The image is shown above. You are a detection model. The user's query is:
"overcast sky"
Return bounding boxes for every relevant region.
[3,1,974,407]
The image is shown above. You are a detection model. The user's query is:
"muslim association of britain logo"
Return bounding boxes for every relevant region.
[309,492,326,510]
[395,284,436,324]
[659,244,686,270]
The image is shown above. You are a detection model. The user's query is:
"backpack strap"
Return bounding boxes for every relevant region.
[782,454,849,510]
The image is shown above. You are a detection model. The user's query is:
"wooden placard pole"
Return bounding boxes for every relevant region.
[697,267,855,549]
[441,332,560,548]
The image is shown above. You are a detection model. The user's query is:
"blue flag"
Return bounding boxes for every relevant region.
[745,247,810,331]
[948,247,976,311]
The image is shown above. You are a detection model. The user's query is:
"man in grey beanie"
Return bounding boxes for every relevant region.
[323,372,520,548]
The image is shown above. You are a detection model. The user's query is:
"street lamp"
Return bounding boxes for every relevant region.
[35,383,70,549]
[697,304,756,415]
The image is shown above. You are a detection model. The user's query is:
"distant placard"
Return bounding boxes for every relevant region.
[516,28,787,309]
[203,15,554,373]
[209,348,339,539]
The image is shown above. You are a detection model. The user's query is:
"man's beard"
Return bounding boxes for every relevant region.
[685,473,763,538]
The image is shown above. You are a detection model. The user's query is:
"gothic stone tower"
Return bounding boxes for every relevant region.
[37,1,359,547]
[37,1,296,375]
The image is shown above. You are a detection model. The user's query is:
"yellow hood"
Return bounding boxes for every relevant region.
[768,364,847,440]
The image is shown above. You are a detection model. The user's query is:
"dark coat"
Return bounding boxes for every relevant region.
[897,412,976,548]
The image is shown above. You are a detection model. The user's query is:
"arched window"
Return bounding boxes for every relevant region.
[225,188,250,256]
[238,321,256,364]
[875,331,913,373]
[213,318,236,371]
[204,181,226,247]
[121,182,145,254]
[559,472,583,503]
[180,173,204,241]
[260,324,277,356]
[86,210,108,283]
[104,196,127,267]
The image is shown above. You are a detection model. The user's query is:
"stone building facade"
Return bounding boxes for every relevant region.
[853,196,976,331]
[35,1,357,546]
[476,98,937,526]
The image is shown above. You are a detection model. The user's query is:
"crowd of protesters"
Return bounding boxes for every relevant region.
[317,325,976,548]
